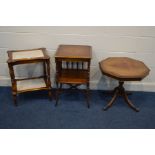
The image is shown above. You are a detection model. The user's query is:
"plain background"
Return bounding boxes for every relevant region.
[0,26,154,91]
[0,0,155,155]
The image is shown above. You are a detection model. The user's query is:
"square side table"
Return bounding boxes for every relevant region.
[7,48,52,106]
[55,45,92,108]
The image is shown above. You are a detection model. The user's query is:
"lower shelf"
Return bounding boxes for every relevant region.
[57,69,88,84]
[17,78,47,92]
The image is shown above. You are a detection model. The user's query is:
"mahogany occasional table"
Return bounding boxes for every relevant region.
[99,57,150,112]
[7,48,52,106]
[55,45,92,108]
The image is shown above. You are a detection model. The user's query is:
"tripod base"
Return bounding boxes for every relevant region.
[103,81,139,112]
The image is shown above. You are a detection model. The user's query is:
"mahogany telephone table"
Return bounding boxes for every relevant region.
[55,45,92,108]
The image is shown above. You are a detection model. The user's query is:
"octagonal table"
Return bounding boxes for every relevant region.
[99,57,150,112]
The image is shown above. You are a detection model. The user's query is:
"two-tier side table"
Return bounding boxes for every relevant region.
[7,48,52,106]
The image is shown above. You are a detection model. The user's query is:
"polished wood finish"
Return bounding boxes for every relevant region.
[100,57,150,80]
[103,81,139,112]
[7,48,52,106]
[99,57,150,112]
[55,45,92,59]
[55,45,92,108]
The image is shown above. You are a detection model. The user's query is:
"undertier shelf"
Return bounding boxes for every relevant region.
[17,78,47,92]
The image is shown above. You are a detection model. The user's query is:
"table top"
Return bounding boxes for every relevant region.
[7,48,49,63]
[99,57,150,80]
[55,45,92,59]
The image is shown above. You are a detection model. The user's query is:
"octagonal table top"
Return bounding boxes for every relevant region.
[99,57,150,81]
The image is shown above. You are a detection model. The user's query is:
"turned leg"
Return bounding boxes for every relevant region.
[8,63,18,106]
[85,83,90,108]
[12,92,18,106]
[48,89,52,101]
[55,83,62,107]
[103,88,118,111]
[46,59,52,101]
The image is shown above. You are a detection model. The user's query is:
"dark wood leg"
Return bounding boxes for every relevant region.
[102,88,117,101]
[55,88,59,107]
[8,64,18,106]
[43,61,47,82]
[123,92,139,112]
[103,89,118,111]
[55,83,62,107]
[85,83,90,108]
[103,81,139,112]
[48,89,52,101]
[13,92,18,106]
[119,82,139,112]
[46,59,52,101]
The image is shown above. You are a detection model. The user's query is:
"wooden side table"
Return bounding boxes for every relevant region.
[55,45,92,108]
[99,57,150,112]
[7,48,52,106]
